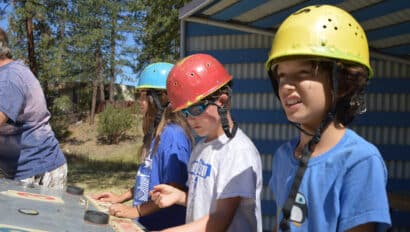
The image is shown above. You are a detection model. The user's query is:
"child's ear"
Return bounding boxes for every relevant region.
[217,94,229,107]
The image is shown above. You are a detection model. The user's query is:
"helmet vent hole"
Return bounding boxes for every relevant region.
[189,73,195,77]
[323,25,327,29]
[334,26,338,30]
[348,23,352,27]
[328,18,332,22]
[206,63,211,67]
[321,42,326,47]
[355,32,358,36]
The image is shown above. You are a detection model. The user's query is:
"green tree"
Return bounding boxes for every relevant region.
[9,0,46,77]
[133,0,188,72]
[8,0,71,106]
[105,0,140,102]
[66,0,106,124]
[4,0,186,123]
[67,0,139,124]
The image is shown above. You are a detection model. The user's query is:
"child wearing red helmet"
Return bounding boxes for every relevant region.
[266,5,391,232]
[150,54,263,232]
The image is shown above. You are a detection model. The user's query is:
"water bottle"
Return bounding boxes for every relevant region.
[133,154,152,206]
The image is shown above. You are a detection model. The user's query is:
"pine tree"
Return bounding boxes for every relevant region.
[133,0,188,72]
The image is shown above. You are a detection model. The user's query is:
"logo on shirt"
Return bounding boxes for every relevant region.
[187,159,212,216]
[290,192,308,226]
[189,159,211,178]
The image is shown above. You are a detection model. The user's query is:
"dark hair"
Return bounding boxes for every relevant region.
[269,60,369,126]
[205,81,233,109]
[0,28,12,59]
[332,62,369,126]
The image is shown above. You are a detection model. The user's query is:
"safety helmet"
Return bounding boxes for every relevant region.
[137,62,174,90]
[167,53,232,111]
[266,4,373,77]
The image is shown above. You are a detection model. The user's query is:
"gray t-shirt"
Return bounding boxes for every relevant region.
[0,60,66,180]
[186,128,263,232]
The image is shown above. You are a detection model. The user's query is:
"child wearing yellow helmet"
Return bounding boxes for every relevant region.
[266,5,391,232]
[150,54,263,232]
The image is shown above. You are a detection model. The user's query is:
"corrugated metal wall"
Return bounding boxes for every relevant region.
[184,21,410,231]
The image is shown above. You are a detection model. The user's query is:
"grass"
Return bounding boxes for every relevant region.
[66,154,137,195]
[61,115,143,196]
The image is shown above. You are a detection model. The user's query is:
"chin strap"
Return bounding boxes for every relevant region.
[280,62,339,231]
[217,106,238,138]
[289,121,314,136]
[279,113,333,231]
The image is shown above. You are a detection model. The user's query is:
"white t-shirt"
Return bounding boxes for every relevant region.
[186,128,263,232]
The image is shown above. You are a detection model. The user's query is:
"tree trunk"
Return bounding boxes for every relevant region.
[99,81,105,103]
[109,15,117,103]
[25,17,38,77]
[89,81,98,125]
[90,42,104,125]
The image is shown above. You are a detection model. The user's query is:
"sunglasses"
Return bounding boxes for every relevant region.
[181,100,217,118]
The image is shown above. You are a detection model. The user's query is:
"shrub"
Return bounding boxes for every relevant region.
[97,104,135,144]
[52,95,73,115]
[50,95,73,140]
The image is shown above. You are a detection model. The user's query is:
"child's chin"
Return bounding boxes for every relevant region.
[194,131,206,137]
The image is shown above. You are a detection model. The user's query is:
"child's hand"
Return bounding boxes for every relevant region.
[150,184,186,207]
[92,192,122,203]
[109,203,138,218]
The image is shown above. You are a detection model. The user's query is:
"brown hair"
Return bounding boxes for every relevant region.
[332,62,369,126]
[205,81,233,109]
[139,89,194,160]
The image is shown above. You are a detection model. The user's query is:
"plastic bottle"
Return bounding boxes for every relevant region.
[133,154,152,206]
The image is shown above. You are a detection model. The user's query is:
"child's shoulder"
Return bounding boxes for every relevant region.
[230,128,258,148]
[334,129,383,165]
[344,129,379,153]
[226,129,262,161]
[161,123,186,139]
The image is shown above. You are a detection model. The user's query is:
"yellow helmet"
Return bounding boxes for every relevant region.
[266,5,373,77]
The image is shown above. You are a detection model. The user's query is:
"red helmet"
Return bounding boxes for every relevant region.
[167,53,232,111]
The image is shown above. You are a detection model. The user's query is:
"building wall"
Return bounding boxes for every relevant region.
[184,21,410,231]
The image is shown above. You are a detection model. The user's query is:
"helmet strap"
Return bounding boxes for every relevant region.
[217,106,237,138]
[143,91,168,144]
[215,87,237,138]
[280,112,333,230]
[289,121,314,136]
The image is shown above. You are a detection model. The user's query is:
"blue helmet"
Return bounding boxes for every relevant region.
[136,62,174,90]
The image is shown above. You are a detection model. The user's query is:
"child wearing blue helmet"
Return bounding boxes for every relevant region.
[92,62,194,230]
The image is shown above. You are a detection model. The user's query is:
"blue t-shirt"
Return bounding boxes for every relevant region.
[133,123,191,230]
[0,60,66,180]
[269,129,391,232]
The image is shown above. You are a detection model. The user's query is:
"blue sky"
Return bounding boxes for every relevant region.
[0,2,9,30]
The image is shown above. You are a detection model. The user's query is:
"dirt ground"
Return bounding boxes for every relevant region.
[60,118,142,196]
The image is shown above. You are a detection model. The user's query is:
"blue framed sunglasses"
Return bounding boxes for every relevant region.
[181,100,217,118]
